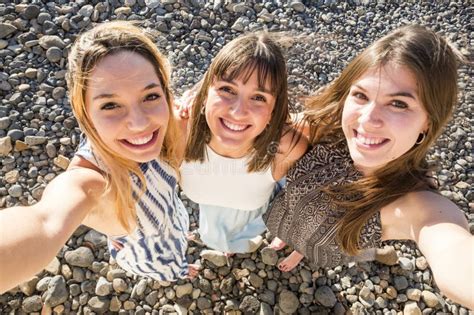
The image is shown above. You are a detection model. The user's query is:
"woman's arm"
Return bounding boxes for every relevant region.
[272,125,308,180]
[0,167,105,293]
[381,191,473,309]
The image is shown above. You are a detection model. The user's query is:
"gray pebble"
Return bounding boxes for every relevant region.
[44,275,68,307]
[64,246,94,267]
[314,285,337,307]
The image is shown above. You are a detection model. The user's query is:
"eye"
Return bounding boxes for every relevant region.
[390,100,408,109]
[218,86,236,95]
[353,92,368,101]
[100,102,119,110]
[145,93,161,102]
[253,94,267,103]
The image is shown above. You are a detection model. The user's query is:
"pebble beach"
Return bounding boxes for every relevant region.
[0,1,472,314]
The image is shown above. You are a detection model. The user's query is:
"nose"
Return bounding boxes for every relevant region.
[358,101,383,128]
[230,96,248,117]
[126,105,150,131]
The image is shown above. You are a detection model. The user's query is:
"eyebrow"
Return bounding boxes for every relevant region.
[218,78,273,95]
[353,84,417,100]
[92,82,161,100]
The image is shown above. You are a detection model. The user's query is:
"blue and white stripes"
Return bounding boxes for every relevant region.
[76,140,189,281]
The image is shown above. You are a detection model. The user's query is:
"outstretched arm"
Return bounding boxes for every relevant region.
[0,167,105,293]
[381,191,473,309]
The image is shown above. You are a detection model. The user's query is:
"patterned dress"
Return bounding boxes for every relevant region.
[76,141,189,281]
[264,141,382,268]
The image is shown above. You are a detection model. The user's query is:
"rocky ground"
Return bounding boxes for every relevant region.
[0,0,472,314]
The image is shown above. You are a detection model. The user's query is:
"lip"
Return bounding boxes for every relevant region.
[219,118,251,133]
[119,129,159,150]
[352,130,389,149]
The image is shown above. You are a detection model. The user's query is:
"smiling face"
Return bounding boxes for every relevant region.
[341,62,429,175]
[85,51,170,163]
[205,69,276,157]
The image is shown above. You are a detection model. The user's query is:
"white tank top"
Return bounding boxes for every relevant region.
[180,145,276,210]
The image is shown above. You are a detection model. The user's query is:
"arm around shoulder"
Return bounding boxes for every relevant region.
[0,166,105,293]
[381,191,473,309]
[272,125,308,180]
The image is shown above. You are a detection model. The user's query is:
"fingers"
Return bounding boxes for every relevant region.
[110,240,124,251]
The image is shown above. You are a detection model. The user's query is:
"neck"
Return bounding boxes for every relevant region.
[208,139,252,159]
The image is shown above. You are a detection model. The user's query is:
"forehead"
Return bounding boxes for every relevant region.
[86,51,161,92]
[218,63,275,93]
[354,63,418,92]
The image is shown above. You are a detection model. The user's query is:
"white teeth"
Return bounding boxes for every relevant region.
[222,119,247,131]
[357,134,384,145]
[126,133,153,145]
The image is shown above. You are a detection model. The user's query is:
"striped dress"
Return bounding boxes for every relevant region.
[76,141,189,281]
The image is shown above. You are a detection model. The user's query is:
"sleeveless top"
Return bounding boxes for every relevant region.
[76,140,189,281]
[264,141,382,268]
[180,145,275,210]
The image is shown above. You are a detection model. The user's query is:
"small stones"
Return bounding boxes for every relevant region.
[0,136,12,155]
[421,290,439,308]
[200,249,227,267]
[261,247,278,265]
[5,170,19,184]
[46,47,63,63]
[21,295,42,313]
[88,296,110,313]
[0,23,17,38]
[406,288,422,301]
[8,184,22,198]
[38,35,66,49]
[393,276,409,291]
[0,2,471,315]
[239,295,260,313]
[95,277,112,296]
[403,301,422,315]
[64,247,94,267]
[375,246,398,265]
[53,154,70,170]
[24,135,48,146]
[314,286,337,307]
[278,290,299,313]
[0,117,11,129]
[44,275,68,307]
[176,283,193,298]
[112,278,128,293]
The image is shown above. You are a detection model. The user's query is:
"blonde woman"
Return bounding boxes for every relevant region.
[0,21,198,292]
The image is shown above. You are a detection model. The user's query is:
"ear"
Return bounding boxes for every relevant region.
[422,118,430,134]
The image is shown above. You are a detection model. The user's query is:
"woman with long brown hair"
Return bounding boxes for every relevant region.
[265,25,473,309]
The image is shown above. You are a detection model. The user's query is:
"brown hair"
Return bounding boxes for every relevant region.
[305,25,462,255]
[184,31,289,172]
[66,21,180,232]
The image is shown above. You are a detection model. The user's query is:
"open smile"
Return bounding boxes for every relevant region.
[220,118,251,132]
[353,130,389,149]
[119,129,159,150]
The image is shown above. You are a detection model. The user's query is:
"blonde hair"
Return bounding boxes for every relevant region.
[185,31,289,172]
[66,21,180,232]
[305,25,463,255]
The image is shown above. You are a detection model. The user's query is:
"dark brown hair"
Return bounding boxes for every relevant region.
[184,31,289,172]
